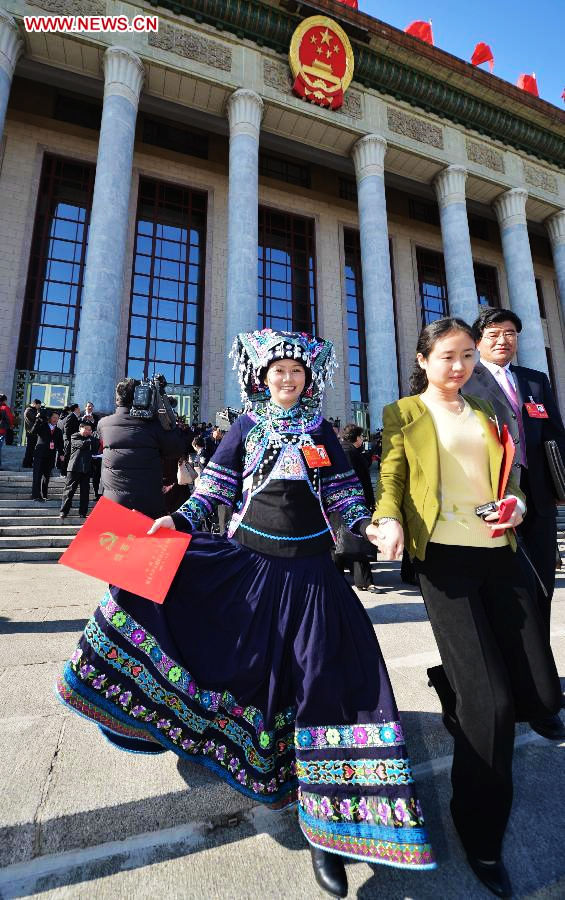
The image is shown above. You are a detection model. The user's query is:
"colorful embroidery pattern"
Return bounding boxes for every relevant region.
[299,790,424,828]
[177,460,241,527]
[295,722,404,750]
[300,818,435,868]
[61,661,297,804]
[296,757,413,786]
[321,470,369,530]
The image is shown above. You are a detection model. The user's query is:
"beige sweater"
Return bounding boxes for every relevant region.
[421,396,508,549]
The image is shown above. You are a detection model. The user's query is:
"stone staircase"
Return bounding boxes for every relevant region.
[0,444,94,562]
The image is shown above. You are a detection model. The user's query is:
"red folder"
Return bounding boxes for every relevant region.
[58,497,191,603]
[497,424,515,500]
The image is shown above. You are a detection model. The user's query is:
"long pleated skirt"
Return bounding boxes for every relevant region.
[57,531,435,869]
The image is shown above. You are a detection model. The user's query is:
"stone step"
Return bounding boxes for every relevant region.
[0,534,75,548]
[0,515,85,526]
[0,505,93,517]
[0,524,80,536]
[0,547,68,562]
[0,499,95,509]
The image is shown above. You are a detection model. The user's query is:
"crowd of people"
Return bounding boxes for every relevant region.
[2,306,563,898]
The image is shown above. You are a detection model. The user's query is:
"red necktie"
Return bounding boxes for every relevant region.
[497,368,527,467]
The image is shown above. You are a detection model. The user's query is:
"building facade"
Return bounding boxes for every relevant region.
[0,0,564,437]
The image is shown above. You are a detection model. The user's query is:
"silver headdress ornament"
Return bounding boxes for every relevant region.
[229,329,338,413]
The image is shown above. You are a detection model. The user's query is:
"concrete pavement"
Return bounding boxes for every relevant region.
[1,558,564,899]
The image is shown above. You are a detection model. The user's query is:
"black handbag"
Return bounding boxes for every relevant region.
[333,517,377,560]
[544,440,565,502]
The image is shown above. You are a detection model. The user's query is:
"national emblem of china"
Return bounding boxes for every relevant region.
[289,16,354,111]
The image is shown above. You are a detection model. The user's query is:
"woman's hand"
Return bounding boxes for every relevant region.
[484,499,523,531]
[367,520,404,560]
[147,515,176,535]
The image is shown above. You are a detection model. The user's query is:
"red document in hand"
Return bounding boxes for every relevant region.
[58,497,191,603]
[497,424,515,500]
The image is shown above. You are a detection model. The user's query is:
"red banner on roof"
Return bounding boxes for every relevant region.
[517,73,539,96]
[404,20,434,45]
[336,0,358,7]
[471,42,494,72]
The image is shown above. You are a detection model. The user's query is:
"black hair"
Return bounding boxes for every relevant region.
[33,398,42,405]
[471,306,522,342]
[192,436,204,448]
[0,395,6,404]
[342,423,363,443]
[409,317,476,395]
[115,378,138,408]
[69,403,80,413]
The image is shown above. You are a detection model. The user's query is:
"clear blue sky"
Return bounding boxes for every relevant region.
[360,0,564,108]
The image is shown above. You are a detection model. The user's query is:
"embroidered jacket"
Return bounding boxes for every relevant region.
[172,408,371,558]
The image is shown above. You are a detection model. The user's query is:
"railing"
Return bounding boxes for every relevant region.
[12,370,74,444]
[351,400,370,435]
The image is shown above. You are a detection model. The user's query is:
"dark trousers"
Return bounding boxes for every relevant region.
[334,554,372,589]
[518,468,557,630]
[32,450,53,499]
[92,458,102,498]
[61,472,91,516]
[23,432,37,467]
[416,543,560,859]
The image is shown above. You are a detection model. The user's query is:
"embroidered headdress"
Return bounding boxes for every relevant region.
[230,329,337,413]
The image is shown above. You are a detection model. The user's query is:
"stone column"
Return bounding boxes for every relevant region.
[493,188,548,373]
[73,47,145,411]
[545,210,565,328]
[0,12,23,139]
[433,165,477,324]
[351,134,397,429]
[224,88,263,408]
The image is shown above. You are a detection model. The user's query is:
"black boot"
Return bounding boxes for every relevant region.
[310,846,348,898]
[466,855,512,897]
[427,665,458,737]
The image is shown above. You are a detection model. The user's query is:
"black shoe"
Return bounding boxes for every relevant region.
[59,511,67,519]
[466,855,512,897]
[33,497,46,503]
[529,714,565,741]
[309,846,348,898]
[427,666,458,737]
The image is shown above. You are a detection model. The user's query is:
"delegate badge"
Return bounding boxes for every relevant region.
[302,444,332,468]
[524,402,548,419]
[289,15,354,111]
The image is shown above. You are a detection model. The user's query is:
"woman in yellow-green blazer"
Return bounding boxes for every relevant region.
[369,317,560,898]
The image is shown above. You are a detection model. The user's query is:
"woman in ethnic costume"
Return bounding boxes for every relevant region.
[57,330,435,897]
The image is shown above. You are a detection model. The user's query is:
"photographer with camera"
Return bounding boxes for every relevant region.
[97,377,185,519]
[29,408,64,501]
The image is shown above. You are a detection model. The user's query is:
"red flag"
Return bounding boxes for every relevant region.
[471,42,494,72]
[561,88,565,102]
[336,0,359,7]
[517,73,539,97]
[404,20,434,45]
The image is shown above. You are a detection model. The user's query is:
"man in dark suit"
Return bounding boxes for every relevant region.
[62,403,81,476]
[466,306,565,740]
[29,409,64,501]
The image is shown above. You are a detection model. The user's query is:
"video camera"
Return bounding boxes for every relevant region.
[130,374,177,431]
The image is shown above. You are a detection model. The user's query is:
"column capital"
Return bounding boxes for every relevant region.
[102,46,145,107]
[545,209,565,247]
[493,187,528,228]
[0,11,23,80]
[433,164,468,208]
[226,89,263,139]
[351,134,387,180]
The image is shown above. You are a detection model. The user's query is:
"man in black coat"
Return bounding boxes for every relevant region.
[23,399,42,467]
[466,306,565,740]
[62,403,81,476]
[30,409,64,501]
[60,420,100,518]
[98,379,185,519]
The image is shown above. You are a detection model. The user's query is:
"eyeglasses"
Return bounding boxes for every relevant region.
[482,330,517,344]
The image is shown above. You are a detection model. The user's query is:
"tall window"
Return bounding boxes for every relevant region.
[17,155,95,373]
[416,248,448,325]
[257,208,316,333]
[126,179,207,386]
[535,278,546,318]
[343,229,368,404]
[474,263,500,308]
